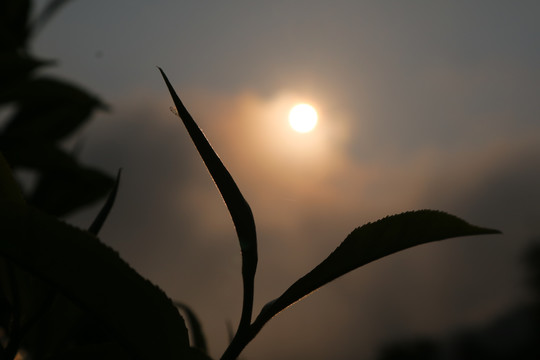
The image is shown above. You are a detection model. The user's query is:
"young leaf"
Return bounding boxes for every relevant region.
[261,210,500,320]
[159,68,257,334]
[158,68,257,257]
[88,168,122,235]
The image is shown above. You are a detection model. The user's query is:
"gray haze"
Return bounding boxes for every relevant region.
[29,1,540,359]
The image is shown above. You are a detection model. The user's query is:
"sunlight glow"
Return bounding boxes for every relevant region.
[288,104,318,133]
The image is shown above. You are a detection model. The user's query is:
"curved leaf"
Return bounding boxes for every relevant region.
[158,68,256,257]
[0,195,191,359]
[255,210,500,328]
[2,77,108,142]
[159,68,257,334]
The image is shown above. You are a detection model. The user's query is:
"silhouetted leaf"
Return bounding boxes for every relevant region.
[0,0,31,50]
[158,68,256,258]
[0,203,191,359]
[45,342,131,360]
[2,77,107,142]
[260,210,500,320]
[30,161,114,217]
[0,140,113,216]
[159,68,257,334]
[1,155,191,359]
[88,169,122,235]
[0,153,25,212]
[17,288,86,358]
[0,138,73,170]
[0,52,53,93]
[175,301,208,353]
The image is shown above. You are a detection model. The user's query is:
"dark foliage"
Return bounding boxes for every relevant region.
[0,0,113,217]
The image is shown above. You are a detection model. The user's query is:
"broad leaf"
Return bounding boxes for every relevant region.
[0,159,191,359]
[30,160,114,217]
[1,77,107,142]
[260,210,500,320]
[0,141,114,216]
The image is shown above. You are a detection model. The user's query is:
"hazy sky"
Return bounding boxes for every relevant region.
[30,1,540,359]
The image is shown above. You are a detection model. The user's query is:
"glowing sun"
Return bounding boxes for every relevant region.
[288,104,318,133]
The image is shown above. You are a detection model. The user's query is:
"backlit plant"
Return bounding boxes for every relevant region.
[0,1,500,359]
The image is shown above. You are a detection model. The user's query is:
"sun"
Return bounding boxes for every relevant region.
[288,103,318,133]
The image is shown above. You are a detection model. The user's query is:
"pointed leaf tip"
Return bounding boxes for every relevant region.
[158,68,257,255]
[266,210,499,318]
[159,68,258,342]
[88,168,122,235]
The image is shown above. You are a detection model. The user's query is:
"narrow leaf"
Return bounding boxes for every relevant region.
[158,68,256,256]
[88,168,121,235]
[159,68,257,332]
[261,210,500,319]
[175,301,208,353]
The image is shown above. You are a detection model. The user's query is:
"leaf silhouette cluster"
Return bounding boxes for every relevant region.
[0,0,113,217]
[1,1,500,359]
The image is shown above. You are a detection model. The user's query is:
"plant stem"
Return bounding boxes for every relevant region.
[238,270,255,334]
[222,260,256,360]
[220,300,277,360]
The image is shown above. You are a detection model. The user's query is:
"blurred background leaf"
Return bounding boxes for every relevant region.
[0,0,113,217]
[0,0,31,51]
